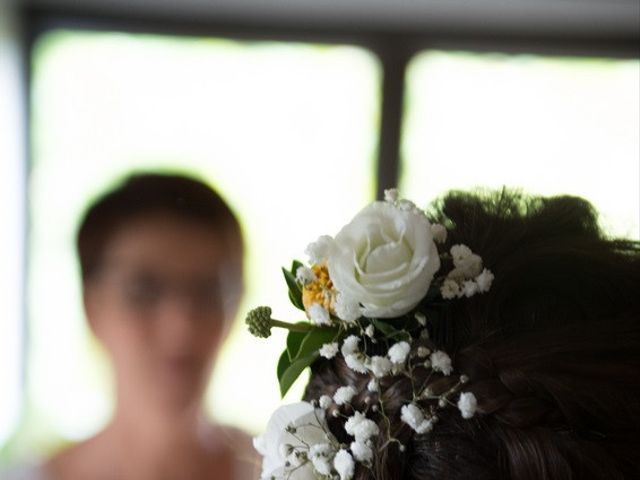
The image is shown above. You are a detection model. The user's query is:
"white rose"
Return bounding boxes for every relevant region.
[254,402,335,479]
[328,201,440,318]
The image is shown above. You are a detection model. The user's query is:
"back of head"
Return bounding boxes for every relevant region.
[305,190,640,480]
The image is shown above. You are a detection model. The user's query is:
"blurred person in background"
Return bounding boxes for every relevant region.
[4,173,257,480]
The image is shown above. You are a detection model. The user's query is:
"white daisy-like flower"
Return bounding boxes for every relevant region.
[441,278,461,299]
[367,355,392,378]
[458,392,478,419]
[295,265,317,285]
[430,223,447,244]
[475,268,494,293]
[305,235,334,264]
[334,386,357,405]
[333,449,355,480]
[350,440,373,463]
[345,354,368,374]
[384,188,399,203]
[341,335,360,357]
[461,279,479,298]
[388,341,411,364]
[334,292,362,323]
[308,303,331,326]
[430,350,453,376]
[319,395,332,409]
[309,443,334,475]
[319,342,339,359]
[367,378,379,392]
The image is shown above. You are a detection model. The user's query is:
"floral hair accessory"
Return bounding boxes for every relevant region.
[246,189,493,480]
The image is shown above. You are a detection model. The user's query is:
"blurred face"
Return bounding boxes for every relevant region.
[84,214,241,412]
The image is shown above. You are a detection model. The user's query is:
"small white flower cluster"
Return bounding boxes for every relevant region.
[399,369,478,435]
[338,334,415,379]
[383,188,427,218]
[441,244,494,299]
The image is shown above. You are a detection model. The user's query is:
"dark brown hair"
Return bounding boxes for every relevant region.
[305,190,640,479]
[76,172,243,283]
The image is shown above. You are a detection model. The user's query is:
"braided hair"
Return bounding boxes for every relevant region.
[305,189,640,480]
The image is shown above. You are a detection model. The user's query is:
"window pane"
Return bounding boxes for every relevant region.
[0,9,25,451]
[401,51,639,238]
[18,29,379,457]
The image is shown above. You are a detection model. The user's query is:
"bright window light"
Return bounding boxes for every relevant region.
[0,10,25,452]
[21,29,380,456]
[401,51,639,239]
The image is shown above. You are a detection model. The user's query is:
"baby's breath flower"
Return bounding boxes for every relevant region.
[319,342,339,359]
[367,378,379,392]
[341,335,360,357]
[462,279,479,298]
[334,449,355,480]
[458,392,478,419]
[350,440,373,463]
[475,268,494,293]
[441,279,461,299]
[345,354,368,374]
[334,292,361,323]
[367,355,392,378]
[308,303,331,326]
[344,411,379,442]
[295,265,317,285]
[334,386,357,405]
[454,253,483,279]
[365,324,375,338]
[431,223,447,243]
[309,443,334,475]
[430,350,453,376]
[305,235,334,265]
[401,403,434,434]
[319,395,333,409]
[388,341,411,364]
[384,188,399,203]
[450,244,472,263]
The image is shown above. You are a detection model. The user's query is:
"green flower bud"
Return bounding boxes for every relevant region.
[246,306,273,338]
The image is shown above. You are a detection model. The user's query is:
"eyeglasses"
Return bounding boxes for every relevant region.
[93,267,230,315]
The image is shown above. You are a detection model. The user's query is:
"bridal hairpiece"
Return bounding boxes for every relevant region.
[246,189,494,480]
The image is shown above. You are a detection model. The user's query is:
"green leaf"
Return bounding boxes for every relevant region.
[371,319,411,341]
[291,259,304,274]
[277,348,292,380]
[282,267,304,311]
[278,352,319,398]
[295,328,339,361]
[286,329,308,361]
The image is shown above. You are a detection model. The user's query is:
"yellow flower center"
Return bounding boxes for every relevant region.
[302,264,335,313]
